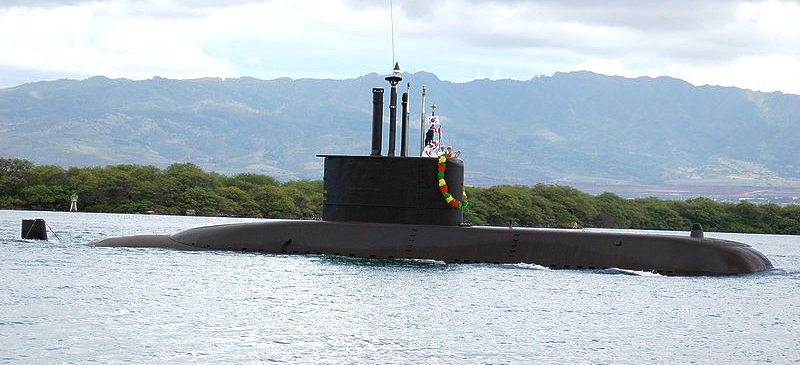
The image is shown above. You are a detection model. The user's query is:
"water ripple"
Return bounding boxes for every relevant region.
[1,210,799,364]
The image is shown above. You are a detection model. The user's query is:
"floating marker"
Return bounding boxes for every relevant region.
[21,219,48,240]
[690,223,704,239]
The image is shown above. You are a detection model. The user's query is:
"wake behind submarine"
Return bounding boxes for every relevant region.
[93,67,773,276]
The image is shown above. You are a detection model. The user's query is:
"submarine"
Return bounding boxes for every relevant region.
[93,66,773,276]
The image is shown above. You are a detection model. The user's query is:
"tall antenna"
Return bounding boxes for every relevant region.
[420,85,426,155]
[389,0,396,66]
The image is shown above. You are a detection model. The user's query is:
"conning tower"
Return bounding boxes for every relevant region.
[319,64,464,226]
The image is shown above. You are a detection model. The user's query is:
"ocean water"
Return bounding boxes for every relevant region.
[1,210,798,364]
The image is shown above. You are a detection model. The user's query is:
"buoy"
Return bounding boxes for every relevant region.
[690,223,704,239]
[21,219,48,240]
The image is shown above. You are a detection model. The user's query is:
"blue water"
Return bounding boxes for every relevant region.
[1,210,799,364]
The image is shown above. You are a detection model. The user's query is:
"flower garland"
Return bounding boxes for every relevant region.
[437,155,469,209]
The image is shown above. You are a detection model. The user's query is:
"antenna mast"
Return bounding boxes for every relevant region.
[389,0,396,66]
[419,85,426,155]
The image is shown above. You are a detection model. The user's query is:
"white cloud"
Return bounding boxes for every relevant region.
[675,54,800,93]
[570,58,630,78]
[0,2,231,80]
[0,0,799,95]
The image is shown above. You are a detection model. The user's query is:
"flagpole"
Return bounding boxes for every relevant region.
[431,104,439,147]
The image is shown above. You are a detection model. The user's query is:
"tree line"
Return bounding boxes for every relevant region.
[463,184,800,235]
[2,158,799,234]
[0,158,321,219]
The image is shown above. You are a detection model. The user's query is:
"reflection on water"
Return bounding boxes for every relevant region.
[1,210,799,364]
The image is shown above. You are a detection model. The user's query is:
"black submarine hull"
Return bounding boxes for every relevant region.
[92,220,773,276]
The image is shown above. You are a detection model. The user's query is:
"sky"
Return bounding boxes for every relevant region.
[1,0,799,94]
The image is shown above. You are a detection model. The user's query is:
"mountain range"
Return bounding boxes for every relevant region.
[1,71,799,190]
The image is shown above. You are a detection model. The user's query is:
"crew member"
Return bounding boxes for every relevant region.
[424,126,435,146]
[422,140,436,157]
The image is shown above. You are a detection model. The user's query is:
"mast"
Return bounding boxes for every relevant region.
[370,88,384,156]
[419,85,427,155]
[385,62,402,157]
[431,103,439,146]
[400,82,410,157]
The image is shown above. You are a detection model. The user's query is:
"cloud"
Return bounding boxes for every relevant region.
[676,54,800,94]
[0,0,89,8]
[0,0,799,94]
[0,0,398,86]
[378,0,800,92]
[388,0,800,60]
[0,2,232,81]
[571,58,629,77]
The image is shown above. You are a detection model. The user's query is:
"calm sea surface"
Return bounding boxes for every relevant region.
[1,209,799,364]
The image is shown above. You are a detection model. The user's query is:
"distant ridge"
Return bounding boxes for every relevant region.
[2,71,800,189]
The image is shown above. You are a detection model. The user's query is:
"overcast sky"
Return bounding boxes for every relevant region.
[1,0,799,94]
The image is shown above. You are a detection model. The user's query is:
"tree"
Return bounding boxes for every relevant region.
[0,157,34,197]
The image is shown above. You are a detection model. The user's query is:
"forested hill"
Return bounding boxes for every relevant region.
[2,71,800,188]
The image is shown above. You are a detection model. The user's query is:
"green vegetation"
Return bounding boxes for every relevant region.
[0,158,322,219]
[463,185,800,235]
[2,158,799,234]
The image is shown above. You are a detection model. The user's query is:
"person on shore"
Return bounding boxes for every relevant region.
[69,193,78,212]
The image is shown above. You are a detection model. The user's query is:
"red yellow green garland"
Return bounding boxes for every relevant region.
[437,155,469,209]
